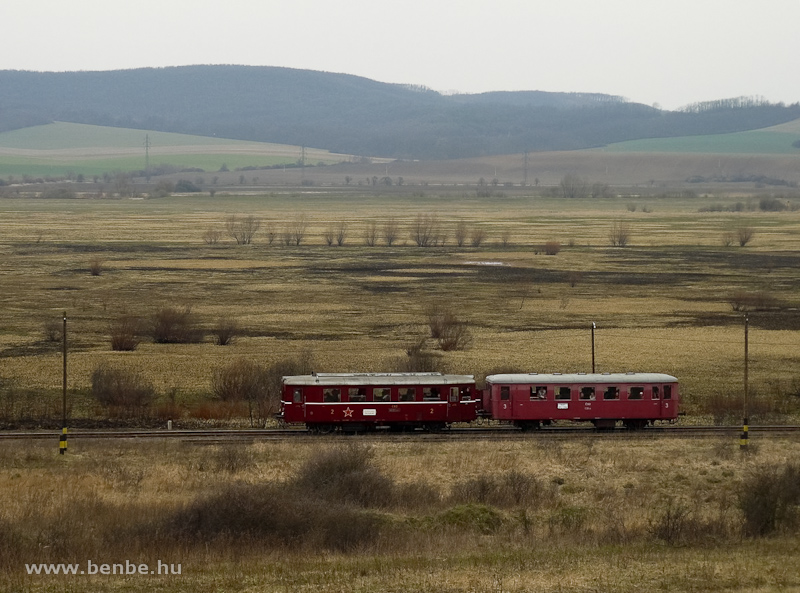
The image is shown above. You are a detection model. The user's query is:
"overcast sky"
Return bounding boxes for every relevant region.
[2,0,798,110]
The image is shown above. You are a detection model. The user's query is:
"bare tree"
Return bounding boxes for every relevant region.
[289,215,308,246]
[225,214,261,245]
[411,214,440,247]
[737,226,755,247]
[363,221,378,246]
[212,316,239,346]
[454,220,468,247]
[382,218,399,246]
[263,221,277,245]
[335,221,348,246]
[202,228,222,245]
[470,228,486,247]
[609,222,631,247]
[559,174,589,199]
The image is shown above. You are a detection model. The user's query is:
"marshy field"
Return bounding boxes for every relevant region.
[1,188,800,591]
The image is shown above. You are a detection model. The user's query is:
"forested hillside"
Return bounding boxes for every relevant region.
[1,66,798,159]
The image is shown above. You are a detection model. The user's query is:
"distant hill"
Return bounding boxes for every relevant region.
[1,65,798,160]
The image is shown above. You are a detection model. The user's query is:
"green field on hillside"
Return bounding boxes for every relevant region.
[600,118,800,154]
[0,122,350,178]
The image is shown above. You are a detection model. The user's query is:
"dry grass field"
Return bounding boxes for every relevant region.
[1,190,799,425]
[1,189,800,592]
[1,437,800,592]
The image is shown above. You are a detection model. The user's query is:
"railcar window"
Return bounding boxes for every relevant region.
[555,387,571,400]
[652,386,660,400]
[500,386,510,400]
[580,386,595,401]
[373,388,390,402]
[348,387,367,402]
[399,387,416,401]
[292,388,303,403]
[323,388,341,402]
[460,386,472,401]
[531,386,547,400]
[663,385,672,400]
[628,387,644,400]
[423,387,441,401]
[603,386,620,400]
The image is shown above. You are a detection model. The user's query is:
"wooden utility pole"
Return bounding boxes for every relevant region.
[741,314,749,450]
[60,312,68,455]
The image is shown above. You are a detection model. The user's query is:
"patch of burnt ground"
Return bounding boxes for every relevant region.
[668,310,800,331]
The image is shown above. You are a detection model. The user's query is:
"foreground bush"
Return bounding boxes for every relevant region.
[151,306,203,344]
[739,463,800,537]
[90,364,154,417]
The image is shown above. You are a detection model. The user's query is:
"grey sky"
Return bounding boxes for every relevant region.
[2,0,797,110]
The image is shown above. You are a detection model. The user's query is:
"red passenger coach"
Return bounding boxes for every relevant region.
[484,372,680,430]
[281,373,478,432]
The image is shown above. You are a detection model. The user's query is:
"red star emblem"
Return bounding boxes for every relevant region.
[343,407,354,418]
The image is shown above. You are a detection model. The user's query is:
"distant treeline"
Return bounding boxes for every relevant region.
[1,66,798,159]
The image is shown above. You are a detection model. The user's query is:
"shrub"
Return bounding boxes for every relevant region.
[88,258,103,276]
[165,482,382,552]
[739,463,800,536]
[737,226,755,247]
[438,504,503,534]
[110,314,141,351]
[609,222,631,247]
[225,214,261,245]
[425,304,472,351]
[293,443,395,508]
[152,306,203,344]
[211,358,268,403]
[393,337,445,372]
[728,290,779,312]
[90,364,154,417]
[543,241,561,255]
[43,317,62,343]
[174,179,201,192]
[450,470,544,508]
[211,316,238,346]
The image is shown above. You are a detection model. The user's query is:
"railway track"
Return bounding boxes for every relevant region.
[1,424,799,443]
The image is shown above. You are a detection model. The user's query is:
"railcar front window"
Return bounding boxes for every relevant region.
[373,388,390,402]
[555,387,571,401]
[292,388,303,403]
[500,386,510,400]
[423,387,441,401]
[663,385,672,400]
[399,388,416,401]
[580,386,595,401]
[449,387,459,403]
[603,386,619,400]
[629,387,644,400]
[323,388,341,402]
[460,386,472,401]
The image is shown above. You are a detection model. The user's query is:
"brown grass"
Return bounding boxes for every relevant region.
[0,192,798,427]
[2,436,800,591]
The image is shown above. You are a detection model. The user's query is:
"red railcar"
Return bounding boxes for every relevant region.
[280,372,478,432]
[483,372,680,430]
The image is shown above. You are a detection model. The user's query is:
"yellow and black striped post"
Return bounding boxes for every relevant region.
[740,417,749,450]
[59,427,68,455]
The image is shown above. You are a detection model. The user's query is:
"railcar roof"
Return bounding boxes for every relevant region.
[486,372,678,384]
[283,372,475,386]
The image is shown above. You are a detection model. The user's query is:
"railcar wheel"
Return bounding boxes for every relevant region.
[623,419,648,430]
[309,423,335,434]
